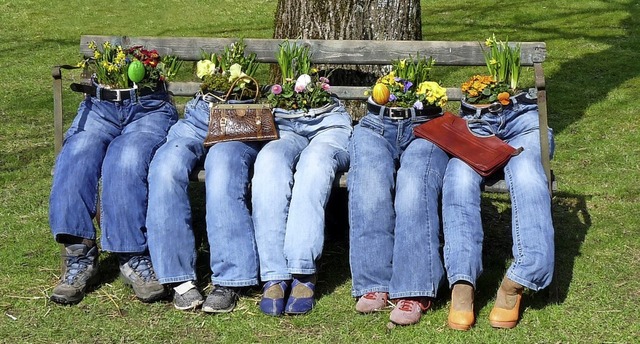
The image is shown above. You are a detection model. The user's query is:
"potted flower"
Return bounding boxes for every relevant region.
[461,34,522,107]
[368,54,448,115]
[196,40,259,101]
[78,41,182,92]
[266,41,334,112]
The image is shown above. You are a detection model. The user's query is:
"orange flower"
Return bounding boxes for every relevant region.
[497,92,511,105]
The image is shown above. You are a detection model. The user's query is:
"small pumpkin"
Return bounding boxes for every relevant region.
[127,60,146,83]
[372,83,390,105]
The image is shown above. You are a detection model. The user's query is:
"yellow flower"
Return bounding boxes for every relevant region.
[489,58,497,65]
[196,59,216,79]
[485,37,495,47]
[93,51,101,59]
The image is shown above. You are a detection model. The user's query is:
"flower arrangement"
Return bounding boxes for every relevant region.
[196,40,259,100]
[461,35,522,105]
[78,41,182,90]
[266,41,333,110]
[369,55,448,109]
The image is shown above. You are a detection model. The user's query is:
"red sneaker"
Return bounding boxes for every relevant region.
[389,298,432,325]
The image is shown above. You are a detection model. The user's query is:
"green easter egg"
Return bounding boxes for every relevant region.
[127,60,145,83]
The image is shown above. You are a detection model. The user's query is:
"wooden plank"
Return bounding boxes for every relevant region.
[80,36,546,66]
[167,83,464,101]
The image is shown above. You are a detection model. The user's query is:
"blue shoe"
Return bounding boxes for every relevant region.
[260,280,289,316]
[284,277,316,315]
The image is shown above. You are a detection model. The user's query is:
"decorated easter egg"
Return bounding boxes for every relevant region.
[372,83,390,105]
[127,60,145,83]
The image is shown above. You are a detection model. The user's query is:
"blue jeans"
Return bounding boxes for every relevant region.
[146,96,260,286]
[49,90,177,253]
[348,109,449,299]
[252,100,352,281]
[442,94,555,291]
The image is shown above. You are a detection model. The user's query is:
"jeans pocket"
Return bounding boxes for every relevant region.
[359,114,384,135]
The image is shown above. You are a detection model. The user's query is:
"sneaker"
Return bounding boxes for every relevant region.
[260,280,289,316]
[173,281,204,310]
[119,255,168,302]
[202,285,240,313]
[50,244,99,305]
[389,298,432,325]
[284,275,316,315]
[355,292,389,313]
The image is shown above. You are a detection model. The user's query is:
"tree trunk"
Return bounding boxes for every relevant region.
[273,0,422,118]
[274,0,421,41]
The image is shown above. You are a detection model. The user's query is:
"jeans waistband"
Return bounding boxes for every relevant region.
[367,102,442,120]
[461,90,538,115]
[70,83,162,102]
[274,101,338,119]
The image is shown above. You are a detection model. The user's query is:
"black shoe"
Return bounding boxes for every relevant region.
[202,285,240,313]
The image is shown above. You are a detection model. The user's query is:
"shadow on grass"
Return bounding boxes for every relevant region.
[472,191,591,314]
[185,182,353,300]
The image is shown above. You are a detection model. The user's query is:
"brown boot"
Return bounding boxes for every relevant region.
[489,277,524,329]
[448,282,475,331]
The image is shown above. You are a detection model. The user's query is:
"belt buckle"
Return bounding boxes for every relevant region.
[113,89,124,102]
[388,107,409,120]
[488,102,503,113]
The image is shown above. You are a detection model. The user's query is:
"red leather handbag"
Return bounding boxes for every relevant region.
[413,112,523,177]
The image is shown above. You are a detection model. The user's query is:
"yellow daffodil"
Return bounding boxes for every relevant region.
[196,60,216,79]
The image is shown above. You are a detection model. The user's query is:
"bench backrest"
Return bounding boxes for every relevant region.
[53,35,552,192]
[78,35,547,102]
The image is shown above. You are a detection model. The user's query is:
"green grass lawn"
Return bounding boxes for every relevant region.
[1,0,638,343]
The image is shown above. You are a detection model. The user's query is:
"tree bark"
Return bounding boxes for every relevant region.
[274,0,421,41]
[273,0,422,117]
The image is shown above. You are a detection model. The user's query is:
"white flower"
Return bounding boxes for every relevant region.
[295,74,312,91]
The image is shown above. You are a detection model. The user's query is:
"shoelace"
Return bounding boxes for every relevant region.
[396,299,430,312]
[362,292,382,300]
[211,286,237,298]
[127,256,157,282]
[63,255,93,284]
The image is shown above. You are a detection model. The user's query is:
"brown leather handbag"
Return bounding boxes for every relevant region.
[413,111,523,177]
[203,77,278,147]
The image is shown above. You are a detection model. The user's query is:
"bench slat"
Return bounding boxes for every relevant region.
[80,36,546,66]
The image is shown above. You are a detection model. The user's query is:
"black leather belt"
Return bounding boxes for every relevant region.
[367,102,442,120]
[461,91,538,115]
[70,83,160,101]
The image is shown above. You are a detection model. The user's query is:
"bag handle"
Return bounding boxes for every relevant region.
[222,75,260,103]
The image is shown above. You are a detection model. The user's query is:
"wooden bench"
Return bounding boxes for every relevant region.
[52,35,556,193]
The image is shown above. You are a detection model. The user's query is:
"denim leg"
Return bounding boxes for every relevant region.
[284,126,351,275]
[100,95,176,253]
[205,141,261,287]
[252,131,308,281]
[348,123,396,296]
[49,103,115,241]
[442,158,484,288]
[146,121,206,284]
[389,139,448,299]
[49,136,105,241]
[503,129,554,291]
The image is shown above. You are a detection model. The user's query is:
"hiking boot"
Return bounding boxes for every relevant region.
[355,292,389,313]
[389,297,432,325]
[119,255,168,302]
[284,275,316,315]
[202,285,240,313]
[173,281,204,310]
[260,280,289,316]
[50,244,99,305]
